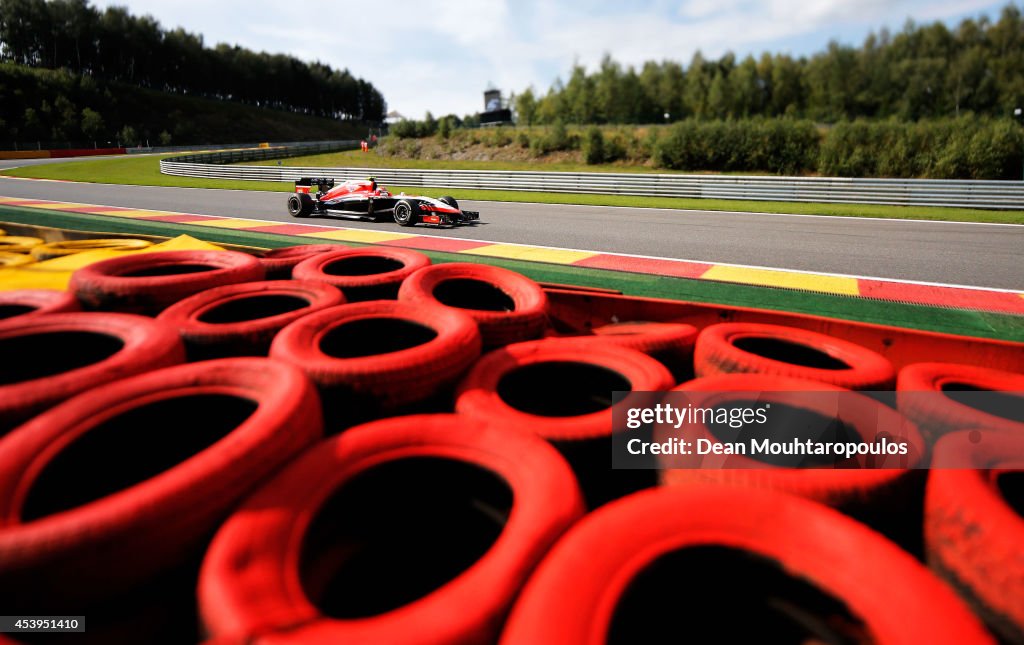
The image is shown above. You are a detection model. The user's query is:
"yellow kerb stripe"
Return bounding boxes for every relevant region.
[462,244,597,264]
[701,265,860,296]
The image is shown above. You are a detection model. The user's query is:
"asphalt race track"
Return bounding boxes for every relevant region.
[0,170,1021,291]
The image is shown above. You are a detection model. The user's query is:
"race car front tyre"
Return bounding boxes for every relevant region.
[394,200,417,227]
[288,194,313,218]
[438,196,459,210]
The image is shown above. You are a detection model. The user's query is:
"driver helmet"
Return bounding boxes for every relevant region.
[367,176,378,191]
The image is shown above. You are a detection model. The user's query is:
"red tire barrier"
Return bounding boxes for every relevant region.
[0,289,80,321]
[695,322,896,390]
[501,486,992,645]
[926,431,1024,643]
[199,414,584,644]
[270,301,481,417]
[259,244,341,280]
[70,250,265,315]
[0,358,322,611]
[571,321,698,383]
[399,263,548,347]
[898,362,1024,443]
[659,374,925,513]
[157,280,345,359]
[0,312,185,433]
[456,339,673,507]
[292,247,430,300]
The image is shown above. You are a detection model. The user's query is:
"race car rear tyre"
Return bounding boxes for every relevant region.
[0,358,322,611]
[259,244,341,280]
[156,280,346,360]
[438,196,459,210]
[269,300,482,423]
[288,194,313,218]
[394,200,417,227]
[0,312,185,435]
[292,247,431,301]
[398,263,550,347]
[694,322,896,390]
[499,487,991,645]
[199,413,583,645]
[0,289,80,321]
[69,250,265,315]
[926,430,1024,643]
[896,362,1024,443]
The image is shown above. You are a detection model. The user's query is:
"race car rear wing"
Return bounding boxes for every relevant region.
[295,177,335,194]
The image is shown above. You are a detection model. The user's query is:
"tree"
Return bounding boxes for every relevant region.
[80,107,103,139]
[515,87,538,126]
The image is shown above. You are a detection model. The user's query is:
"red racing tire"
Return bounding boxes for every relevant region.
[500,486,992,645]
[571,321,698,384]
[259,244,342,280]
[926,430,1024,643]
[292,247,430,301]
[0,289,80,321]
[199,413,584,645]
[157,280,345,360]
[398,263,548,347]
[658,374,926,517]
[270,300,481,418]
[455,339,673,507]
[0,358,323,610]
[694,322,896,390]
[69,250,265,315]
[897,362,1024,443]
[0,312,185,433]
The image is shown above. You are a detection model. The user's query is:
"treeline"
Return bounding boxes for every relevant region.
[0,0,385,122]
[0,64,370,146]
[513,5,1024,124]
[382,117,1024,179]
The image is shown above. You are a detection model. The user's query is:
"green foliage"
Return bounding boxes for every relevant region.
[517,5,1024,124]
[818,117,1024,179]
[583,126,605,164]
[158,130,172,145]
[0,63,370,146]
[80,107,103,139]
[0,0,385,122]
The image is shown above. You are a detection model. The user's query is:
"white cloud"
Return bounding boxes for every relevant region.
[89,0,1007,118]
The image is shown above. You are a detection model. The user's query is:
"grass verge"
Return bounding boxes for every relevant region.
[3,154,1022,224]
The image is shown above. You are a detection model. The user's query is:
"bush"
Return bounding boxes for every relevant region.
[583,126,605,164]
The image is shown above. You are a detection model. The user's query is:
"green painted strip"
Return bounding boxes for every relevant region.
[2,204,1021,341]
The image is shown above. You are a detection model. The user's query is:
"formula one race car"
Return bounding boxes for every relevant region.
[286,177,480,227]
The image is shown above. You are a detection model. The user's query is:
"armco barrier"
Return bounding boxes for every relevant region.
[160,147,1024,210]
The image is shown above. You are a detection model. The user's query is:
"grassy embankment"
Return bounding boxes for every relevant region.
[3,152,1022,224]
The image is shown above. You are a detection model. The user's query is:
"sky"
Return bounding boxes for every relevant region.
[90,0,1012,119]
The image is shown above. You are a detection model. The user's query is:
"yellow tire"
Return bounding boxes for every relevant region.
[0,236,44,253]
[0,252,33,268]
[30,238,153,261]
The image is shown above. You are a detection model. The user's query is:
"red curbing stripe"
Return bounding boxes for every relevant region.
[574,253,713,279]
[858,280,1024,315]
[136,214,226,223]
[376,236,493,252]
[70,206,135,214]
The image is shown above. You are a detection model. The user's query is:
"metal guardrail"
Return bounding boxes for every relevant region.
[160,144,1024,210]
